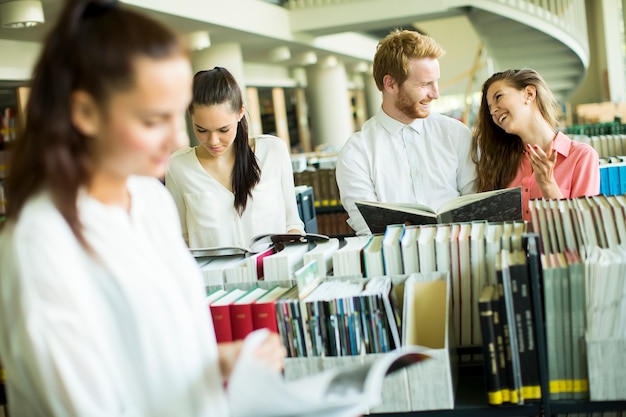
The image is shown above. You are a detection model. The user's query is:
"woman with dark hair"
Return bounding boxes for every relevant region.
[471,68,599,220]
[165,67,304,248]
[0,1,284,415]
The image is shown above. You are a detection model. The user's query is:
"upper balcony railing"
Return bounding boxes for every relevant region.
[285,0,589,61]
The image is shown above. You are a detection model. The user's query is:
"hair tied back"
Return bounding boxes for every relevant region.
[82,0,118,18]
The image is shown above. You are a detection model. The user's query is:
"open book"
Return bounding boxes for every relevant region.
[189,233,330,257]
[228,329,431,417]
[356,187,523,234]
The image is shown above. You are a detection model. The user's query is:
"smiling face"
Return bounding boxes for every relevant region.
[191,102,244,159]
[486,79,532,135]
[384,57,440,123]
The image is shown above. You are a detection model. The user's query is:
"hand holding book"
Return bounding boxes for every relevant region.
[356,187,523,234]
[228,329,431,417]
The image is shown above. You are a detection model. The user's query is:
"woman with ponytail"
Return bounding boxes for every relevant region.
[0,1,284,415]
[166,67,304,248]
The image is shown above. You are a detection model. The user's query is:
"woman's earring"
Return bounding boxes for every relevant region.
[525,99,530,105]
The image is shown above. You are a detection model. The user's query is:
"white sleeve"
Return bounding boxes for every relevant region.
[165,164,189,246]
[335,137,376,236]
[278,142,305,233]
[455,125,478,195]
[0,224,130,416]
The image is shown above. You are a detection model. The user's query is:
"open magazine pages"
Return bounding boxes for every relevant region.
[228,329,432,417]
[189,233,330,257]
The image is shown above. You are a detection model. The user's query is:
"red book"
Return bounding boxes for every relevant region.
[251,285,295,333]
[209,288,247,343]
[230,287,268,341]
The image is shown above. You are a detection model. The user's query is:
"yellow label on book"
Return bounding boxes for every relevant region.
[572,379,589,392]
[549,380,563,393]
[564,379,574,393]
[521,385,542,400]
[501,388,510,403]
[487,391,504,405]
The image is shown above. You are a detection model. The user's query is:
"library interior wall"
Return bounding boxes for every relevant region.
[0,3,624,124]
[568,0,624,107]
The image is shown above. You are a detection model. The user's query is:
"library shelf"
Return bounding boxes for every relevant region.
[372,367,543,417]
[315,205,345,214]
[550,399,626,415]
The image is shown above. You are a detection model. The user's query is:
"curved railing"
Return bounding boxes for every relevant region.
[286,0,588,64]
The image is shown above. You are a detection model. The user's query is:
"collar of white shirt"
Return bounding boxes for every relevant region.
[376,107,425,136]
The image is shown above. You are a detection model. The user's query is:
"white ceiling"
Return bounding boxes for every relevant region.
[0,0,376,67]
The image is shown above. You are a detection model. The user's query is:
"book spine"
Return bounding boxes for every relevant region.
[210,304,234,343]
[251,302,279,333]
[230,303,254,341]
[523,233,552,406]
[478,285,504,406]
[491,284,511,403]
[510,260,541,401]
[496,262,523,404]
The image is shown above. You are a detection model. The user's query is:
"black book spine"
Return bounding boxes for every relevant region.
[479,285,504,405]
[496,262,524,405]
[491,286,511,403]
[511,257,541,401]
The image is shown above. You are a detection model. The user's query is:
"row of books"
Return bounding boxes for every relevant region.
[293,168,340,208]
[571,134,626,158]
[195,218,529,354]
[526,195,626,402]
[567,121,626,136]
[368,220,529,352]
[205,271,402,358]
[315,211,353,236]
[0,107,17,144]
[528,194,626,256]
[599,156,626,196]
[478,234,543,406]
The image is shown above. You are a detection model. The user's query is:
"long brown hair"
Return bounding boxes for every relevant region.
[471,68,561,191]
[4,0,186,248]
[188,67,261,215]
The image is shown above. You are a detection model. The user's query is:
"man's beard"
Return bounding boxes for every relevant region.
[396,88,430,120]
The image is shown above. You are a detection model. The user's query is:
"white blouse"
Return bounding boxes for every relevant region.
[0,176,228,417]
[165,135,304,248]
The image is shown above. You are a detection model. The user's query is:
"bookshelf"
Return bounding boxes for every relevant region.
[0,83,24,223]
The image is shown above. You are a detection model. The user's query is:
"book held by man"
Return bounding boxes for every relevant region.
[356,187,523,234]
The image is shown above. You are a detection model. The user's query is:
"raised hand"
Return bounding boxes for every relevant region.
[526,142,563,199]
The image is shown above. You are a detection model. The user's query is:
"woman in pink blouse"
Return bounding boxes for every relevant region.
[471,68,599,221]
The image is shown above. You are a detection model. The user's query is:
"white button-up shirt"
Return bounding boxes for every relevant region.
[0,177,228,416]
[336,108,477,235]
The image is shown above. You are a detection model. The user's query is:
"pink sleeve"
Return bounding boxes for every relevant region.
[570,145,600,197]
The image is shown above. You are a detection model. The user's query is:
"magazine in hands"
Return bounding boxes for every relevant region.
[228,328,432,417]
[356,187,523,234]
[189,233,330,258]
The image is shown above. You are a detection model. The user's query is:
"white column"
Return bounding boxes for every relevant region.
[599,0,626,102]
[191,42,246,89]
[305,57,354,151]
[363,71,382,119]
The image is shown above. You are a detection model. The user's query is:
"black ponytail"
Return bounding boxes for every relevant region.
[189,67,261,215]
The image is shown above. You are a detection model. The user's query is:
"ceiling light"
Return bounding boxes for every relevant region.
[353,61,369,73]
[1,0,44,28]
[320,55,338,69]
[297,51,317,66]
[269,46,291,62]
[186,30,211,51]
